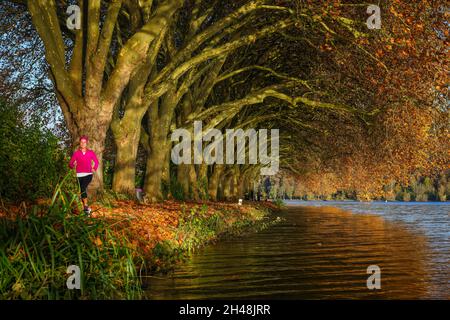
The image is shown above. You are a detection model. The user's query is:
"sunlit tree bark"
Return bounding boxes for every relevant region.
[24,0,184,194]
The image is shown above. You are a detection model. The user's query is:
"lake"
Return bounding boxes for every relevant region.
[144,201,449,299]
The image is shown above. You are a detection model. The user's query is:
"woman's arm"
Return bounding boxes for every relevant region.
[69,151,78,169]
[91,151,99,171]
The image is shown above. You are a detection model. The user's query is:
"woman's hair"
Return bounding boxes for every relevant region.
[79,135,89,142]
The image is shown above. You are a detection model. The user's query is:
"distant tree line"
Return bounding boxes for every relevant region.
[256,173,450,202]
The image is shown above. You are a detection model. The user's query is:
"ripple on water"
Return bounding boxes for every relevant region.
[144,202,450,299]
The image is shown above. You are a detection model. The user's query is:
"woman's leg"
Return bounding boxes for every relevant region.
[77,176,87,207]
[77,175,93,208]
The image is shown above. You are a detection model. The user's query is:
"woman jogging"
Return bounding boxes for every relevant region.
[68,135,99,215]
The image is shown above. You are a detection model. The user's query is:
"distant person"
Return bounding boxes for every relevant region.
[69,135,99,215]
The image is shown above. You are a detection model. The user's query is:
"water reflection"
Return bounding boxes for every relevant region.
[145,204,447,299]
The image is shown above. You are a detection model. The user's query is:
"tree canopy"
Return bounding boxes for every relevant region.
[1,0,448,202]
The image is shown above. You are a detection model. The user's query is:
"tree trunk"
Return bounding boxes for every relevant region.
[208,164,223,201]
[177,164,190,198]
[161,142,172,198]
[231,173,238,201]
[161,143,172,184]
[143,137,167,202]
[222,173,233,201]
[188,164,199,201]
[197,162,208,200]
[143,86,177,202]
[143,117,170,202]
[237,173,245,199]
[176,163,200,201]
[111,124,140,195]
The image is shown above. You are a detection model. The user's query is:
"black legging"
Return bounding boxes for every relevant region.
[77,174,93,199]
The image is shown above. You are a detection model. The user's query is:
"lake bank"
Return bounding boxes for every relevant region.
[0,195,281,299]
[89,199,282,273]
[144,202,449,299]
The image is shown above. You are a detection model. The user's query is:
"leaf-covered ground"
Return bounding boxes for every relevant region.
[1,198,279,267]
[89,200,278,258]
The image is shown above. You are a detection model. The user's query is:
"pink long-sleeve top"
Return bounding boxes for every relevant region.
[69,149,99,174]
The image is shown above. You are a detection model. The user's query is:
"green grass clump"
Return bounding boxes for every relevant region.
[0,174,144,300]
[272,198,286,209]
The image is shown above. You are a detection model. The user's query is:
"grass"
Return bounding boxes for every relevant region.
[0,173,144,300]
[273,198,287,209]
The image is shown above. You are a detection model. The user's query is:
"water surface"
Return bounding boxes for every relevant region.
[145,201,449,299]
